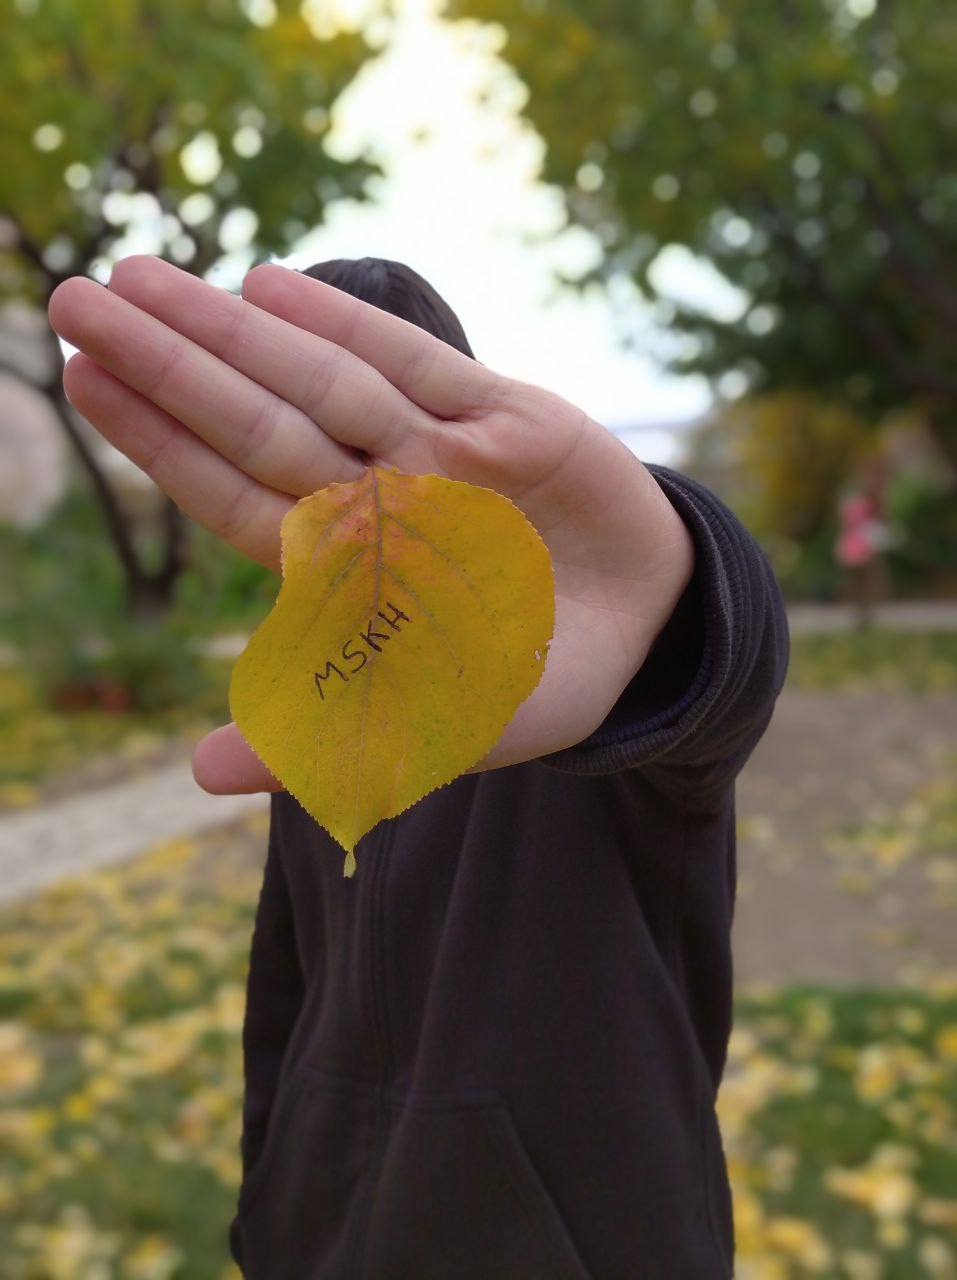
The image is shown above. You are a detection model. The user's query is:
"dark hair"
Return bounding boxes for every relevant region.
[299,257,476,361]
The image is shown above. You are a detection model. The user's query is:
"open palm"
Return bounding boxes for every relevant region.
[48,256,693,794]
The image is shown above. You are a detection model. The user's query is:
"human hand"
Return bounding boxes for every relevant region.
[47,256,694,795]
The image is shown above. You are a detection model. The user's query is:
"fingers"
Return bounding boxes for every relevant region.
[48,270,364,497]
[193,723,282,795]
[62,353,293,572]
[241,262,505,420]
[106,256,443,473]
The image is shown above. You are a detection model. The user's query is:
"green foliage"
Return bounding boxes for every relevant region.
[2,485,278,638]
[0,659,232,793]
[88,620,210,714]
[1,485,265,727]
[3,492,170,711]
[171,523,278,637]
[0,0,383,298]
[3,489,126,703]
[684,394,957,598]
[721,392,874,541]
[0,487,126,633]
[684,390,875,595]
[0,0,385,626]
[885,469,957,592]
[450,0,957,462]
[771,522,845,602]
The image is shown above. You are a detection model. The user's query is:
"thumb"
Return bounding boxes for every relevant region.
[192,723,283,795]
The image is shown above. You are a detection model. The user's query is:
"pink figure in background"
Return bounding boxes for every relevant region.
[835,458,891,627]
[836,490,883,568]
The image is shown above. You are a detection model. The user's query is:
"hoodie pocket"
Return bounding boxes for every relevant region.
[236,1070,304,1224]
[360,1091,592,1280]
[235,1068,379,1280]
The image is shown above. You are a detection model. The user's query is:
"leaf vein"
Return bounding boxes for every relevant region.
[381,564,487,707]
[380,510,514,690]
[305,487,369,571]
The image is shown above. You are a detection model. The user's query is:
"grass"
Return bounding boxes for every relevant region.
[1,824,955,1279]
[724,986,957,1278]
[786,632,957,693]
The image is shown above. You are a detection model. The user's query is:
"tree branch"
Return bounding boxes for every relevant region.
[0,356,42,388]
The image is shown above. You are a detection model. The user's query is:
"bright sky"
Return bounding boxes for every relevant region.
[263,0,717,465]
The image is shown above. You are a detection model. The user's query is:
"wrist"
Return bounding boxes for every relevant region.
[624,480,697,682]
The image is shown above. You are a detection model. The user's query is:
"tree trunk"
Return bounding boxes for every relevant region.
[39,329,191,620]
[7,195,195,624]
[127,565,180,622]
[128,499,190,621]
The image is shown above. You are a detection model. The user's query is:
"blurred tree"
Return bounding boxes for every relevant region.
[448,0,957,465]
[702,392,872,540]
[684,391,874,596]
[0,0,380,618]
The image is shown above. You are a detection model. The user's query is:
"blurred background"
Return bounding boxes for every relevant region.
[1,0,955,1276]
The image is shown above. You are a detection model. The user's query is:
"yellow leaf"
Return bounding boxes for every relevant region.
[229,465,554,874]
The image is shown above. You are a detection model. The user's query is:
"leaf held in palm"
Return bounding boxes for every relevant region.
[229,465,554,876]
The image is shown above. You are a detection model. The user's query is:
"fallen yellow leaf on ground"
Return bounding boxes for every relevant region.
[230,465,554,874]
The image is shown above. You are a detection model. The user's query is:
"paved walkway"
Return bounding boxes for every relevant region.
[0,762,268,907]
[204,604,957,657]
[2,602,956,670]
[786,600,957,633]
[4,686,954,983]
[734,688,957,986]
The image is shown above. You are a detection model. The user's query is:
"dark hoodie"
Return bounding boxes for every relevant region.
[227,464,789,1279]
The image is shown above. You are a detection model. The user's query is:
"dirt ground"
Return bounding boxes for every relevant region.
[733,689,957,987]
[7,685,954,989]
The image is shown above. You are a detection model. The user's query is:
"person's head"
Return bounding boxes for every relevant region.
[299,257,476,362]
